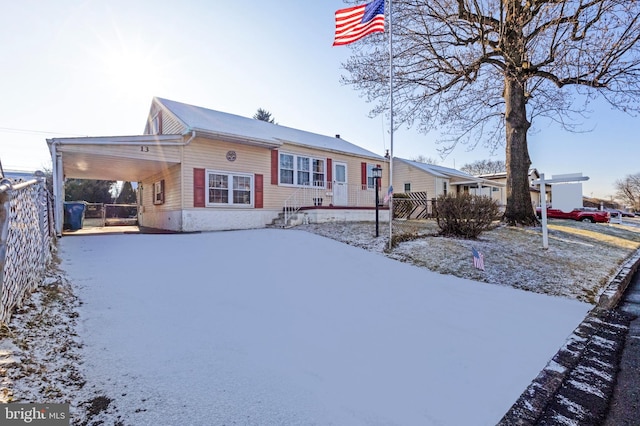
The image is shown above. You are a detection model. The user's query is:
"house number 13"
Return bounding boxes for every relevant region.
[140,146,149,152]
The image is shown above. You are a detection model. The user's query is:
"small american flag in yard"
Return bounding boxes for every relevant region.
[472,247,485,271]
[384,185,393,203]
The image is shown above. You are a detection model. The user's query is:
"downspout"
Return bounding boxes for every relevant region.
[180,131,196,232]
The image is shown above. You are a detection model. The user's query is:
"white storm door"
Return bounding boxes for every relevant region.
[333,162,348,206]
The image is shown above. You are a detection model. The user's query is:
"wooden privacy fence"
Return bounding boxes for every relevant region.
[0,172,55,324]
[393,192,437,219]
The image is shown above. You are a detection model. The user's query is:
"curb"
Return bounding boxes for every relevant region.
[498,249,640,425]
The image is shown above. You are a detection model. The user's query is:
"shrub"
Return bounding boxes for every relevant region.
[435,194,500,239]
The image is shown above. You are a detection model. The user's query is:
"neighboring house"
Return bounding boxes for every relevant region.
[2,170,37,181]
[393,158,504,201]
[477,168,551,207]
[48,97,389,234]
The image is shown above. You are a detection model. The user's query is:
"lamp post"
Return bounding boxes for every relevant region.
[372,166,382,237]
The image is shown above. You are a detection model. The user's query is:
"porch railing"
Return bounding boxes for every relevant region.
[283,182,379,225]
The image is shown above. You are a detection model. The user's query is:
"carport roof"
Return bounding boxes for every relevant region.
[47,134,185,182]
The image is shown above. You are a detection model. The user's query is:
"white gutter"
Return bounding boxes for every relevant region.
[47,134,186,146]
[281,140,386,162]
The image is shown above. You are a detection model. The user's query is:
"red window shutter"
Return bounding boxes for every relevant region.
[193,168,205,207]
[326,158,332,183]
[361,162,367,188]
[271,150,279,185]
[255,174,263,208]
[376,164,381,189]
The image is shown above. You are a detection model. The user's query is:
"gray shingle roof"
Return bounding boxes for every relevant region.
[395,158,478,180]
[156,97,384,160]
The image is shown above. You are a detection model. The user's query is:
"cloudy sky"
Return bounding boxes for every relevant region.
[1,0,637,199]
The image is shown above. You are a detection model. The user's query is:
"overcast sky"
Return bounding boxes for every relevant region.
[1,0,637,199]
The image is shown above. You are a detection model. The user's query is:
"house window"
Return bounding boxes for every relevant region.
[207,171,253,206]
[366,164,376,189]
[280,154,294,184]
[150,111,162,134]
[279,153,325,187]
[443,181,448,196]
[297,157,310,185]
[153,180,165,205]
[404,183,411,193]
[312,159,325,185]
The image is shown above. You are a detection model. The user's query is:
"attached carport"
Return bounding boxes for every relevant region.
[47,134,191,236]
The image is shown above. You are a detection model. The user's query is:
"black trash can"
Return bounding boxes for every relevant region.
[63,202,86,230]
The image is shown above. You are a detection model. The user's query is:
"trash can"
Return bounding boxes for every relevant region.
[63,202,86,230]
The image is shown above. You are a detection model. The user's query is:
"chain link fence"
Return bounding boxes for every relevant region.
[0,172,55,324]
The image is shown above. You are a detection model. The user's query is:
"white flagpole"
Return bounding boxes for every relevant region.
[388,0,394,250]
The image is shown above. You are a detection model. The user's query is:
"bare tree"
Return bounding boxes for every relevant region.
[253,108,276,124]
[461,159,506,175]
[411,155,439,164]
[341,1,640,225]
[615,173,640,211]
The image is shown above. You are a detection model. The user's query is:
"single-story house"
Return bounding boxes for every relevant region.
[393,158,505,201]
[48,97,389,234]
[477,168,551,208]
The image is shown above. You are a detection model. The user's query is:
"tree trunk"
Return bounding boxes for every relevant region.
[503,75,538,226]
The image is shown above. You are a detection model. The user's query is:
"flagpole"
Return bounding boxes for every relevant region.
[388,0,394,250]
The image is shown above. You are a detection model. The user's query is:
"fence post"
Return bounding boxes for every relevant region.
[0,179,12,323]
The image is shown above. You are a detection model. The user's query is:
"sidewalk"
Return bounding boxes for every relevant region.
[603,271,640,425]
[499,250,640,425]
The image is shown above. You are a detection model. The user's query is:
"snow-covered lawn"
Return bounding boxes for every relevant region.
[301,219,640,303]
[4,228,593,425]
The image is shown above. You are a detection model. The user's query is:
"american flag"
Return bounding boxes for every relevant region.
[383,185,393,203]
[333,0,385,46]
[472,247,485,271]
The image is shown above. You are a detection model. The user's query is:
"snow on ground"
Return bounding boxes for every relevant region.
[2,218,639,425]
[5,229,593,425]
[301,219,640,303]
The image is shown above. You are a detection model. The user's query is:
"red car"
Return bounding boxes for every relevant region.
[536,207,610,223]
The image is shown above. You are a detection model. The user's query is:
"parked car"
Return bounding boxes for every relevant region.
[605,208,622,218]
[604,208,635,218]
[536,207,610,223]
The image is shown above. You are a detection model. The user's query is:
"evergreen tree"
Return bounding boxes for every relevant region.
[253,108,276,124]
[116,181,137,204]
[64,179,115,203]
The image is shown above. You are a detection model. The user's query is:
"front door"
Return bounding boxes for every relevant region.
[333,162,348,206]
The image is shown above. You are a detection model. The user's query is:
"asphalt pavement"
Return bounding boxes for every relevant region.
[499,251,640,426]
[603,270,640,425]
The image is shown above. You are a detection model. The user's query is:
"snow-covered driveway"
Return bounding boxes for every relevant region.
[60,229,590,425]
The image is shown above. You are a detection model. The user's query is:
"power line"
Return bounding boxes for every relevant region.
[0,126,88,137]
